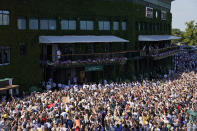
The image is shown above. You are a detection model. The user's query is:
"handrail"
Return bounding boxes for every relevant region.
[47,50,139,57]
[142,46,179,52]
[43,46,179,58]
[42,57,128,67]
[139,46,180,57]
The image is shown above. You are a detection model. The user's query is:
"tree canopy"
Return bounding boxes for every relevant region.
[172,20,197,46]
[183,20,197,46]
[171,28,184,44]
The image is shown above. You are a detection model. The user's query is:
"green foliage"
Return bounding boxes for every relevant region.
[183,20,197,46]
[171,28,184,44]
[183,46,193,50]
[29,86,42,93]
[0,36,42,91]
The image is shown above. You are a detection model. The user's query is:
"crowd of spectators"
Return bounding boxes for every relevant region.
[0,51,196,131]
[174,52,197,73]
[48,57,127,66]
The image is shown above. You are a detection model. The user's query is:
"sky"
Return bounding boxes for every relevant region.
[171,0,197,31]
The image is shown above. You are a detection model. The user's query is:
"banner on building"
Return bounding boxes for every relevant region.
[85,65,103,72]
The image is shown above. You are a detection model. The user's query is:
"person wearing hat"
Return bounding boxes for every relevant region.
[3,114,8,119]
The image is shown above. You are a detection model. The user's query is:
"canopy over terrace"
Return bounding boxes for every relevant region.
[39,35,130,84]
[138,35,181,60]
[138,35,181,41]
[0,78,19,96]
[39,35,129,44]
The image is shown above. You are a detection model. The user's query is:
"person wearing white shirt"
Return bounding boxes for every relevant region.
[57,49,61,60]
[61,111,68,119]
[73,76,77,84]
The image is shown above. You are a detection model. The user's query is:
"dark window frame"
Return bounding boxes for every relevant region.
[61,19,77,30]
[19,44,26,56]
[0,46,10,65]
[29,18,39,30]
[161,10,167,20]
[121,21,127,31]
[113,21,119,31]
[98,20,111,31]
[0,10,10,26]
[40,19,57,30]
[17,17,27,30]
[146,7,153,18]
[80,20,94,30]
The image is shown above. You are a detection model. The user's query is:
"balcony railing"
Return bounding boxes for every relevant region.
[44,57,128,68]
[140,46,181,60]
[41,50,138,67]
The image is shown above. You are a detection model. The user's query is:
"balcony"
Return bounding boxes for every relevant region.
[140,46,181,60]
[41,51,132,68]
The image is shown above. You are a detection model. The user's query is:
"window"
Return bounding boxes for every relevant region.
[17,18,26,30]
[20,45,26,56]
[140,22,145,31]
[0,10,10,25]
[49,20,56,30]
[146,7,153,18]
[155,11,158,18]
[155,24,159,32]
[29,18,38,30]
[152,23,154,32]
[161,11,167,20]
[154,24,157,32]
[61,20,76,30]
[98,21,110,30]
[0,47,10,65]
[145,22,148,30]
[80,21,86,30]
[122,21,126,31]
[142,23,145,31]
[158,23,160,31]
[149,23,153,32]
[40,19,48,30]
[80,20,94,30]
[138,22,141,31]
[137,22,145,31]
[113,21,119,30]
[40,19,56,30]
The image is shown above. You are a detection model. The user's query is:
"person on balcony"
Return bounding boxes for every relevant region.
[56,49,61,62]
[142,45,146,51]
[73,76,77,85]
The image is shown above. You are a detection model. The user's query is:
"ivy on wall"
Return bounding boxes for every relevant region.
[0,0,172,88]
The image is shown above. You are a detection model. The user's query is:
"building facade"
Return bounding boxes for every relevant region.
[0,0,178,90]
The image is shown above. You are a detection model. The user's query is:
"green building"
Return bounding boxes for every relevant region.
[0,0,180,90]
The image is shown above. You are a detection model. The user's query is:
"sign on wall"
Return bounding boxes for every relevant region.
[85,65,103,72]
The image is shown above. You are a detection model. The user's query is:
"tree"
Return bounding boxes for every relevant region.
[183,20,197,46]
[171,28,184,44]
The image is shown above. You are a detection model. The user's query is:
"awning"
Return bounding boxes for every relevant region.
[39,35,129,44]
[0,85,19,92]
[138,35,181,41]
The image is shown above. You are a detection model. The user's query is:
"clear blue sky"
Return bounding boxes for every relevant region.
[171,0,197,31]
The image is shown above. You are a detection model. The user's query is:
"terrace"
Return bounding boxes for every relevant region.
[140,45,180,60]
[40,35,132,68]
[40,50,141,68]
